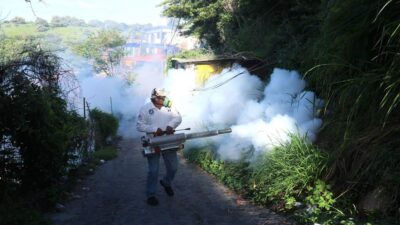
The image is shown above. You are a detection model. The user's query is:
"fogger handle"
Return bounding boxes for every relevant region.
[158,127,191,135]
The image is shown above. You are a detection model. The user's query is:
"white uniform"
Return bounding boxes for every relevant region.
[136,101,182,134]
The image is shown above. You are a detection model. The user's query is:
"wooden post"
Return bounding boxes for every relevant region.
[110,97,113,115]
[83,97,86,119]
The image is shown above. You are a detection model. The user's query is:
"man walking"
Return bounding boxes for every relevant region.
[136,88,182,206]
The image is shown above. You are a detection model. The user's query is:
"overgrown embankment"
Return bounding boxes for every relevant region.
[0,38,120,225]
[163,0,400,223]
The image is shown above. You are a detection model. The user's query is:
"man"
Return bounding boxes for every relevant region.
[136,88,182,206]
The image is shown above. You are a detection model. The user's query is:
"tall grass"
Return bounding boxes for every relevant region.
[251,135,329,206]
[164,0,400,220]
[302,0,400,215]
[184,134,329,208]
[184,135,397,223]
[183,146,251,192]
[305,0,400,129]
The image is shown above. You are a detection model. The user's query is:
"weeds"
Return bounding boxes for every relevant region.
[250,135,329,208]
[93,146,118,161]
[184,147,250,192]
[184,135,360,223]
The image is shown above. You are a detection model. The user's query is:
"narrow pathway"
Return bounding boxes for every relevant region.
[50,138,291,225]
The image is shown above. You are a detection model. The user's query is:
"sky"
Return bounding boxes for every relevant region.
[0,0,168,25]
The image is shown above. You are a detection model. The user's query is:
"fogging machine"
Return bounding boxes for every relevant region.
[141,128,232,155]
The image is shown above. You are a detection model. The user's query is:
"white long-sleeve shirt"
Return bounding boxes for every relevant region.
[136,101,182,134]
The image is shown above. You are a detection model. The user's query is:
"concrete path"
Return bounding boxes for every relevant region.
[50,138,291,225]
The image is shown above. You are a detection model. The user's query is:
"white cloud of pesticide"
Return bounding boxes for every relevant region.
[164,64,323,160]
[63,51,166,138]
[64,51,322,161]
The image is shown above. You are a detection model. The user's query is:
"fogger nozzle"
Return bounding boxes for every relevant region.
[185,128,232,139]
[146,128,232,147]
[141,128,232,155]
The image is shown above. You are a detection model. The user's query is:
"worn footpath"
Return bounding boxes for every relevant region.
[50,138,291,225]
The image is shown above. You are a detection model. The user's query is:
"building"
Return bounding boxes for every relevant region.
[122,26,198,68]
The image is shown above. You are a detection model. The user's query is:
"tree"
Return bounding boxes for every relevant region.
[35,17,49,32]
[88,19,104,28]
[74,29,127,76]
[0,37,87,193]
[65,16,86,26]
[161,0,224,51]
[35,17,48,26]
[50,16,68,27]
[161,0,320,59]
[10,16,26,24]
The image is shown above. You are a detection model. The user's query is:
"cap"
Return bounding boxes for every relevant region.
[151,88,167,98]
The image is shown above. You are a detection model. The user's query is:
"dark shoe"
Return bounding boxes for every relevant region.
[147,196,159,206]
[160,180,174,196]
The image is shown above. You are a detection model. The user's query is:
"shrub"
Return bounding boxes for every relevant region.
[250,135,329,208]
[302,0,400,215]
[89,108,119,148]
[0,38,87,193]
[184,148,251,193]
[93,146,118,161]
[0,38,88,223]
[184,134,330,210]
[183,136,395,224]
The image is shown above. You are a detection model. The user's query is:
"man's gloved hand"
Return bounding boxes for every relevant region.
[165,126,174,135]
[154,128,163,136]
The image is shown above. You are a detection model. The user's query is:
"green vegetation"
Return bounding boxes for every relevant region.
[73,29,127,76]
[1,23,38,36]
[48,26,98,44]
[184,135,393,224]
[0,37,87,193]
[164,0,400,223]
[83,146,119,171]
[0,36,120,225]
[0,16,126,225]
[94,146,118,161]
[184,145,251,193]
[89,108,119,148]
[161,0,320,61]
[0,37,88,224]
[250,135,329,207]
[171,49,214,59]
[2,22,129,77]
[1,23,98,46]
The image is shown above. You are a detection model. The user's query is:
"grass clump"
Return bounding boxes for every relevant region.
[93,146,118,161]
[184,135,359,223]
[83,146,119,171]
[90,108,119,149]
[184,147,250,193]
[250,135,329,208]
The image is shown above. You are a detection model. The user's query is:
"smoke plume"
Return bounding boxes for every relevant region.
[164,64,323,160]
[64,52,166,138]
[66,53,323,160]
